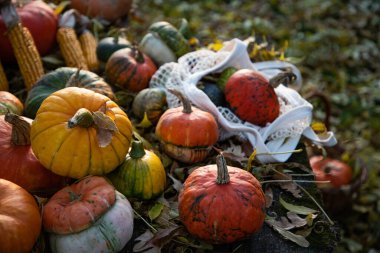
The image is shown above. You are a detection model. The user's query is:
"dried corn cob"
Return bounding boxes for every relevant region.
[79,30,99,72]
[1,3,44,90]
[57,27,88,70]
[0,60,8,91]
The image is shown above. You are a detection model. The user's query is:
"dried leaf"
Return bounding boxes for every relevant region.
[265,187,273,208]
[279,196,318,215]
[96,128,114,148]
[133,229,159,253]
[168,173,183,192]
[148,202,164,221]
[267,212,307,230]
[271,225,310,248]
[306,213,319,226]
[273,173,302,198]
[93,111,118,132]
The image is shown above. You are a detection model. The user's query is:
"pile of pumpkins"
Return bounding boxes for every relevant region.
[0,1,354,253]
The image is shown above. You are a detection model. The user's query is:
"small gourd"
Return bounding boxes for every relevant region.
[42,176,134,253]
[109,140,166,200]
[155,89,219,163]
[132,87,167,124]
[0,91,23,115]
[178,154,266,244]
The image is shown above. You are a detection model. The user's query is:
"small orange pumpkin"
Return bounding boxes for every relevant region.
[31,87,133,179]
[155,89,219,163]
[178,155,266,244]
[0,178,41,253]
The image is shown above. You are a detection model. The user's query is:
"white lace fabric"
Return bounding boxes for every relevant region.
[150,38,336,163]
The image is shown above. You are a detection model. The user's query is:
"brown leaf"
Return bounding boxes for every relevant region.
[133,226,183,252]
[265,187,273,208]
[273,173,302,198]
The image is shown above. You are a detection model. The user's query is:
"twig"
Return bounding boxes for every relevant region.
[133,209,158,233]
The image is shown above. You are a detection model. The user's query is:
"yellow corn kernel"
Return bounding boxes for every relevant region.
[8,23,44,90]
[57,27,88,70]
[79,30,99,73]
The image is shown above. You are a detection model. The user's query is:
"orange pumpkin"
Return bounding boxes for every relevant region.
[0,178,41,253]
[310,156,353,188]
[155,89,219,163]
[178,155,266,244]
[31,87,133,179]
[0,113,68,196]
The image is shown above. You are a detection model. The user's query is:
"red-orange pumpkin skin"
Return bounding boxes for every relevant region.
[0,0,58,63]
[0,178,41,253]
[178,163,266,244]
[43,176,116,234]
[310,156,353,188]
[105,47,157,92]
[0,115,68,196]
[224,69,280,126]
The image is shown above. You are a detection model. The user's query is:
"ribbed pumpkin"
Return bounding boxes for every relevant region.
[30,87,133,179]
[0,0,58,64]
[105,46,157,92]
[0,91,23,115]
[24,67,115,118]
[155,89,219,163]
[43,176,134,253]
[178,155,266,244]
[0,113,68,196]
[109,140,166,200]
[0,178,41,253]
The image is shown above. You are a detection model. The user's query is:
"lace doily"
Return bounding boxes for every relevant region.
[150,38,336,163]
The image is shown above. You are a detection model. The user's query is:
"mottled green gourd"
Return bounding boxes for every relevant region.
[109,140,166,200]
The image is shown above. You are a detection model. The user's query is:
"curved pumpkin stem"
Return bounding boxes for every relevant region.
[4,112,31,145]
[216,154,230,185]
[132,45,145,63]
[168,88,192,114]
[68,108,94,128]
[65,68,82,87]
[129,140,146,159]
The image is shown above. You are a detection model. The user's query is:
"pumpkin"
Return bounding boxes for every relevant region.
[178,155,266,244]
[310,156,353,188]
[96,36,131,63]
[105,46,157,92]
[0,0,57,64]
[30,87,133,179]
[0,178,41,253]
[24,67,115,118]
[132,87,167,124]
[70,0,132,22]
[0,113,68,196]
[109,140,167,200]
[140,21,190,66]
[155,89,219,163]
[198,81,227,107]
[43,176,134,253]
[0,91,23,115]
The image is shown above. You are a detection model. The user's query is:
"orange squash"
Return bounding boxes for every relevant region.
[0,178,41,253]
[178,155,266,244]
[31,87,133,179]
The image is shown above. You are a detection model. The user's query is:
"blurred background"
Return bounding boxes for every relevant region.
[125,0,380,252]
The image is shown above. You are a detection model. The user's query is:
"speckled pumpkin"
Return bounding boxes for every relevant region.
[43,176,134,253]
[30,87,133,179]
[178,155,266,244]
[109,140,166,200]
[155,89,219,163]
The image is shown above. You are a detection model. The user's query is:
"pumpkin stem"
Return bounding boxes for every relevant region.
[132,45,145,63]
[269,70,297,88]
[4,112,31,145]
[68,108,94,128]
[0,1,20,29]
[216,154,230,184]
[65,68,82,87]
[168,88,192,114]
[129,140,146,159]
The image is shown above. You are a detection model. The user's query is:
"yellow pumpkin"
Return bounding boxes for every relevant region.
[31,87,133,179]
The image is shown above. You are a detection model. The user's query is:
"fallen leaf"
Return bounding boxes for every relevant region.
[279,196,318,215]
[148,202,164,221]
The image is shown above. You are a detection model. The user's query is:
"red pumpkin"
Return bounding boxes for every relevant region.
[70,0,133,22]
[310,156,353,188]
[178,155,266,244]
[0,178,41,253]
[155,89,219,163]
[0,0,58,64]
[105,47,157,92]
[0,113,68,197]
[224,69,280,126]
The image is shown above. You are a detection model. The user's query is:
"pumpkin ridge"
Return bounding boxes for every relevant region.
[30,122,67,143]
[49,93,78,113]
[121,63,137,89]
[49,129,77,176]
[111,57,132,85]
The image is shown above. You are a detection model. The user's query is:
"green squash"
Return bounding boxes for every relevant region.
[24,67,115,118]
[96,36,131,63]
[108,140,166,200]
